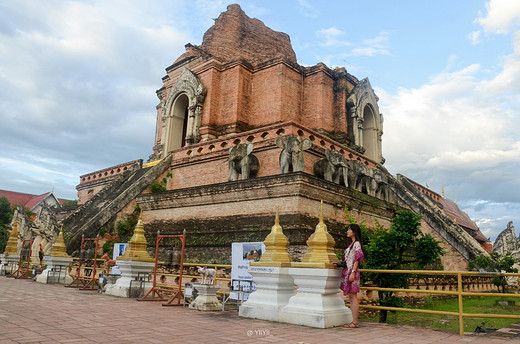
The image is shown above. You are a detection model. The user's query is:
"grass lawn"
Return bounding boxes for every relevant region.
[359,296,520,333]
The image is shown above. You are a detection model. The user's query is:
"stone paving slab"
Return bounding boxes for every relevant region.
[0,277,519,343]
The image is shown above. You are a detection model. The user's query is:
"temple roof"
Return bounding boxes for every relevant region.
[0,189,67,211]
[174,4,297,67]
[439,198,489,244]
[398,175,489,245]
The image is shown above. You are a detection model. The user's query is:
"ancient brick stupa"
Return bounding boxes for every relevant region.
[67,3,489,269]
[136,3,385,262]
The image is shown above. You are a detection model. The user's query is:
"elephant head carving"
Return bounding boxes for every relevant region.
[347,160,373,194]
[313,149,349,186]
[275,135,312,174]
[370,167,396,202]
[228,143,259,181]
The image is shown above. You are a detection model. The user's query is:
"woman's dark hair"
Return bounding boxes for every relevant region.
[347,223,363,247]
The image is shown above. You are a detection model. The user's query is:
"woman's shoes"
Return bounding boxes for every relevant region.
[344,322,359,328]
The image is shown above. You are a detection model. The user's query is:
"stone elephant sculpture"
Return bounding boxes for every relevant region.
[275,135,312,174]
[371,167,393,200]
[347,160,373,194]
[373,166,397,203]
[313,149,349,186]
[228,143,259,181]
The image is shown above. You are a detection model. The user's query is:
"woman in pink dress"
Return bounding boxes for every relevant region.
[335,224,364,328]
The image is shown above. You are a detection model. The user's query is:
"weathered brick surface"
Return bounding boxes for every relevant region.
[175,4,297,67]
[156,5,356,147]
[138,172,396,263]
[421,219,469,271]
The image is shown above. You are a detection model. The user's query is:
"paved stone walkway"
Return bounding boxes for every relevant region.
[0,277,519,343]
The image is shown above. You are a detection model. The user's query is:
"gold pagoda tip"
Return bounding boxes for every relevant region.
[118,212,154,262]
[4,222,19,255]
[250,204,291,267]
[319,200,324,224]
[48,225,71,258]
[292,200,336,268]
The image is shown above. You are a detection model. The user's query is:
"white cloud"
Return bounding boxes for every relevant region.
[478,31,520,94]
[362,30,390,47]
[0,0,193,199]
[379,17,520,240]
[317,27,351,47]
[468,31,481,45]
[315,30,390,62]
[475,0,520,34]
[297,0,320,18]
[350,47,390,57]
[350,31,391,56]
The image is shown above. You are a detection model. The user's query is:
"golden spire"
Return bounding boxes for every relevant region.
[117,213,154,262]
[49,227,71,258]
[293,200,336,268]
[251,205,291,267]
[3,222,19,255]
[442,185,445,198]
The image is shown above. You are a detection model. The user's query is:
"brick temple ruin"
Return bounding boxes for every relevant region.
[9,4,490,269]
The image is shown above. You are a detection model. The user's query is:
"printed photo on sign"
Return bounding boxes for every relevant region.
[231,242,265,300]
[242,243,263,261]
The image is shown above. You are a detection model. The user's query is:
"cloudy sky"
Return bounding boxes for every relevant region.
[1,0,519,241]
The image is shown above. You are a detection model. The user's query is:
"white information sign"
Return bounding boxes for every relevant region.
[112,243,129,261]
[111,243,129,275]
[230,242,265,300]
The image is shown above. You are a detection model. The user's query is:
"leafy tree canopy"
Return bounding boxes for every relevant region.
[0,196,12,224]
[469,252,519,293]
[362,209,444,322]
[0,196,14,253]
[62,200,78,207]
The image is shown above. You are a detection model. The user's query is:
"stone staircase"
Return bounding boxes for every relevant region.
[62,154,172,255]
[390,171,489,262]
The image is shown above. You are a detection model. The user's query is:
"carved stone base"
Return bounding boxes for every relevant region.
[1,254,19,276]
[279,267,352,328]
[239,266,294,321]
[104,260,154,298]
[36,256,73,284]
[189,284,222,311]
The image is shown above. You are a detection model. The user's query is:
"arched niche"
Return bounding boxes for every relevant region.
[346,78,384,163]
[166,94,189,151]
[362,104,377,161]
[160,68,206,157]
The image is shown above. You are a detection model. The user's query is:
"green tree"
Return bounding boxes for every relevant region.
[149,173,172,193]
[469,252,518,293]
[0,196,13,252]
[363,209,444,323]
[62,200,78,207]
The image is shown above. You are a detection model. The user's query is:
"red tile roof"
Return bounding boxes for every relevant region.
[399,176,490,246]
[0,190,67,211]
[24,193,50,210]
[0,190,35,207]
[439,198,489,244]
